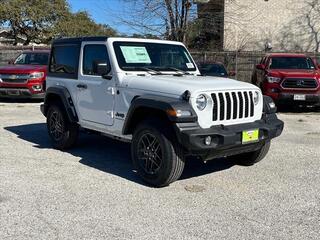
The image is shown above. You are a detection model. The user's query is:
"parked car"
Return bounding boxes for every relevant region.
[198,62,236,77]
[0,50,50,99]
[252,53,320,108]
[41,37,283,187]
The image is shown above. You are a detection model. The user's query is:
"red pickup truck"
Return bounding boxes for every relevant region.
[0,50,49,99]
[252,53,320,108]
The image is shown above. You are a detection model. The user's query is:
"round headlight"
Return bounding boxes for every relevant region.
[253,91,260,105]
[196,94,207,111]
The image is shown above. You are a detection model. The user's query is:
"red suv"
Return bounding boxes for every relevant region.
[252,53,320,107]
[0,50,49,99]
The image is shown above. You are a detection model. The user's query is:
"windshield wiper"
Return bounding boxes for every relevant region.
[122,66,163,75]
[155,67,191,76]
[170,67,192,75]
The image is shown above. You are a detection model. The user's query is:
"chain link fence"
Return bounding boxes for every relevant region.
[1,46,320,83]
[191,51,320,83]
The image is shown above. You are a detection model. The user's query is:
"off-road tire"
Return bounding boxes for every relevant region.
[230,141,271,166]
[47,103,79,150]
[131,119,185,187]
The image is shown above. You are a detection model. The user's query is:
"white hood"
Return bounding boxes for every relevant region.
[122,74,259,98]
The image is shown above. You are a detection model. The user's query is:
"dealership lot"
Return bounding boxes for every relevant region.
[0,101,319,240]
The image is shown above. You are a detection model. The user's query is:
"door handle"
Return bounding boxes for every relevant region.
[77,84,87,89]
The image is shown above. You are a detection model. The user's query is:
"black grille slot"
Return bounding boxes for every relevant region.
[225,92,232,120]
[231,92,238,119]
[211,93,218,121]
[218,93,225,120]
[249,92,254,117]
[244,92,249,118]
[238,92,244,118]
[282,78,318,89]
[2,78,28,83]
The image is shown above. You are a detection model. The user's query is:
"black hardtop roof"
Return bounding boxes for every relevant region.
[52,36,109,45]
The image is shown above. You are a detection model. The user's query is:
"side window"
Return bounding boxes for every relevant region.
[307,58,315,69]
[83,44,109,76]
[15,54,25,64]
[49,44,80,79]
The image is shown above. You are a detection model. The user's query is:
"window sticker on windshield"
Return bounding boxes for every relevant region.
[120,46,151,64]
[186,63,194,69]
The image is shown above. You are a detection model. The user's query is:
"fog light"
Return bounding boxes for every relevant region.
[32,85,42,91]
[270,88,280,93]
[269,102,276,109]
[204,136,212,146]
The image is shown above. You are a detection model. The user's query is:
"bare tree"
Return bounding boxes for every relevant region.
[110,0,252,50]
[278,0,320,52]
[118,0,195,43]
[218,0,263,51]
[302,0,320,52]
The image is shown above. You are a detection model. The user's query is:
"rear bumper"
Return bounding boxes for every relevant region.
[175,113,284,160]
[0,87,45,99]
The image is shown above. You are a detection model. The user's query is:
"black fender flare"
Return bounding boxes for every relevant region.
[43,86,78,122]
[122,95,197,135]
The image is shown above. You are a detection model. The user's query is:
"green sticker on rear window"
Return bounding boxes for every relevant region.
[120,46,152,64]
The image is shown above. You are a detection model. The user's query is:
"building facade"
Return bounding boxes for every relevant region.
[197,0,318,51]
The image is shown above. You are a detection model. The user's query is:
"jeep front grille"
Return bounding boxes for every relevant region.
[0,74,29,83]
[211,91,255,122]
[282,78,318,89]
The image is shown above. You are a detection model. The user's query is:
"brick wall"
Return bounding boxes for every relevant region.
[0,50,21,66]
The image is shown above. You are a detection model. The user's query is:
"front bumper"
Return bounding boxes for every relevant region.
[276,93,320,106]
[0,87,45,99]
[175,113,284,161]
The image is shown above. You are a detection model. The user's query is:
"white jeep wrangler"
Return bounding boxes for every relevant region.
[41,37,283,187]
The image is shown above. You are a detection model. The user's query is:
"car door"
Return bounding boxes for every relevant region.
[76,42,115,126]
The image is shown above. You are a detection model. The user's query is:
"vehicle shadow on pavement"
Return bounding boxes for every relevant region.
[181,157,235,180]
[0,98,43,103]
[278,105,320,113]
[5,123,236,186]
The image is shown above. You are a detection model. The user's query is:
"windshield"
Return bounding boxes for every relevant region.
[113,41,196,72]
[269,57,315,70]
[14,52,49,65]
[199,63,228,76]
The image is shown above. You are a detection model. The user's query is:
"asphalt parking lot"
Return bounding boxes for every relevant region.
[0,101,319,240]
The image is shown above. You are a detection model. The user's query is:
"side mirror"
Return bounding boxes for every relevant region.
[92,61,111,79]
[256,64,266,70]
[8,59,14,64]
[229,70,236,76]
